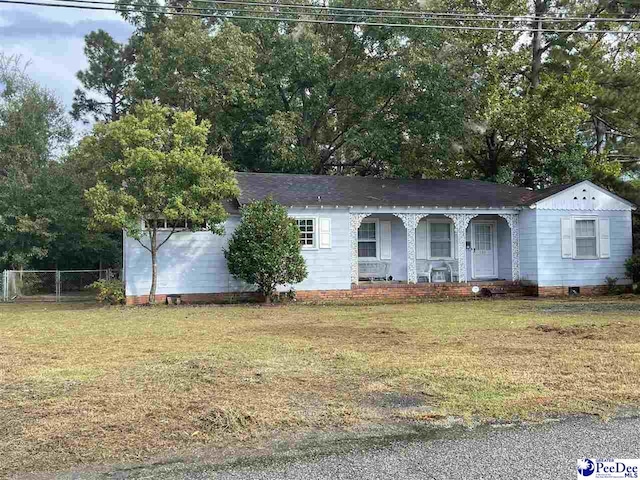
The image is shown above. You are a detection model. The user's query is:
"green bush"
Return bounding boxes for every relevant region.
[604,276,623,295]
[88,279,125,305]
[225,198,307,301]
[17,273,45,295]
[625,255,640,283]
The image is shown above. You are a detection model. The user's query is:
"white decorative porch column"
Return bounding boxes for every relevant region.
[350,213,370,284]
[444,213,476,283]
[396,213,429,284]
[497,213,520,281]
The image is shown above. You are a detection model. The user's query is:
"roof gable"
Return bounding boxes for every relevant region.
[529,180,635,211]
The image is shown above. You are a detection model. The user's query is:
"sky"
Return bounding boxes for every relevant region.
[0,4,133,117]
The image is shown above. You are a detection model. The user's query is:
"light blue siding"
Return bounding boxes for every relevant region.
[288,208,352,290]
[125,208,352,296]
[125,216,248,296]
[519,209,538,283]
[535,209,632,286]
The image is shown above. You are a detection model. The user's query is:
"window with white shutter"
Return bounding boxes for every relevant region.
[561,217,573,258]
[599,218,610,259]
[318,218,331,249]
[574,218,598,259]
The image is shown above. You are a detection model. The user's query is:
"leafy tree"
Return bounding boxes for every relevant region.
[123,9,464,176]
[0,53,71,177]
[83,101,239,304]
[72,30,134,123]
[225,197,307,301]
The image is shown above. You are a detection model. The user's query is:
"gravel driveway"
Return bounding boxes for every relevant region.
[102,416,640,480]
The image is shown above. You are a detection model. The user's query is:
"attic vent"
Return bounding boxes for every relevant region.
[592,197,595,200]
[573,197,578,200]
[583,197,587,200]
[583,188,587,192]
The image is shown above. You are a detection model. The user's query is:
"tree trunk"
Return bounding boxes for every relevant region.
[149,226,157,305]
[594,116,607,154]
[520,0,547,188]
[485,131,499,179]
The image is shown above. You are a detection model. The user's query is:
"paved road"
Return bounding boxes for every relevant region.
[108,416,640,479]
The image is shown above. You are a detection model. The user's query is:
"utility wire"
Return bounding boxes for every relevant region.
[49,0,640,23]
[195,0,640,23]
[3,0,640,33]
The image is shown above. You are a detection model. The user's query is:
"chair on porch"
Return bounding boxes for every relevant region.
[358,261,391,282]
[417,260,459,283]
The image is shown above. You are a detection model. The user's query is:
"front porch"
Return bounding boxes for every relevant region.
[350,211,520,285]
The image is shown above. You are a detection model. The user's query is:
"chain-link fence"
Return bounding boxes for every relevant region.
[1,269,120,303]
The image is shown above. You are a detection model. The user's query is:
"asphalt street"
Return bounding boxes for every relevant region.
[103,416,640,480]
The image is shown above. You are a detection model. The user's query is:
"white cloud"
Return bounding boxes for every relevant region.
[0,5,133,112]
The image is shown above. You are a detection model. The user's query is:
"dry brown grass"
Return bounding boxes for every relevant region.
[1,298,640,475]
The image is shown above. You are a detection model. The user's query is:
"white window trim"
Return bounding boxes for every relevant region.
[293,216,318,250]
[358,218,380,261]
[427,219,454,260]
[573,216,599,260]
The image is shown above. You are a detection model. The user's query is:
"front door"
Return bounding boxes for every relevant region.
[472,222,496,278]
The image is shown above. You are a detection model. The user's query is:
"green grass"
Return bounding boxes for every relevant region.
[1,298,640,474]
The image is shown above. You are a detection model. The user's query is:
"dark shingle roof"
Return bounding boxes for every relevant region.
[235,173,539,209]
[518,181,582,206]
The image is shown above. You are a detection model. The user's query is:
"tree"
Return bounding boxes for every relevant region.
[71,30,134,123]
[0,53,71,177]
[225,198,307,301]
[83,101,239,304]
[0,53,79,270]
[123,9,464,176]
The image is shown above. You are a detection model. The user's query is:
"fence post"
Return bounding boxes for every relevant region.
[55,270,61,303]
[2,270,6,302]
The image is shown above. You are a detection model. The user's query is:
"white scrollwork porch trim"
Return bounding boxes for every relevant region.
[350,213,371,284]
[444,213,477,283]
[497,213,520,281]
[395,213,429,283]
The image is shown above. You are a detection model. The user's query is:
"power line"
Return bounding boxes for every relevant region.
[3,0,640,33]
[198,0,640,23]
[51,0,640,24]
[47,0,550,24]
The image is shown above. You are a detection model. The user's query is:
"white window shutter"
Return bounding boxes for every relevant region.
[416,221,427,260]
[319,218,331,249]
[380,221,392,260]
[561,217,573,258]
[599,218,610,259]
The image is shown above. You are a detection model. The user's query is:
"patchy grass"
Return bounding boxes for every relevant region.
[1,298,640,474]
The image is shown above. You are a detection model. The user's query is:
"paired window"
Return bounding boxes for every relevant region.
[295,218,316,248]
[574,219,597,258]
[358,221,378,258]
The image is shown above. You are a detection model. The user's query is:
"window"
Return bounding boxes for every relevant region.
[143,219,208,231]
[358,221,377,258]
[295,218,316,248]
[575,219,597,258]
[429,222,453,258]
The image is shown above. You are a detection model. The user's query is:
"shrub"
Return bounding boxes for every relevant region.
[88,279,125,305]
[625,255,640,283]
[604,276,622,295]
[225,198,307,301]
[17,273,45,295]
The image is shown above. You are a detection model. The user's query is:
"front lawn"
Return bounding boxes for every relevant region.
[1,299,640,475]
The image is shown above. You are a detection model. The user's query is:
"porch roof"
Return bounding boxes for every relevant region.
[235,172,539,209]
